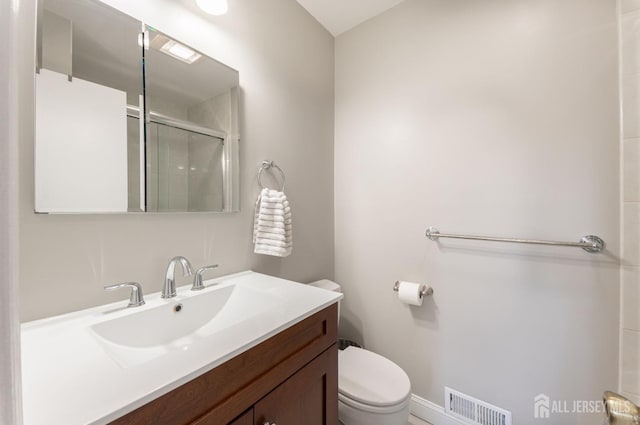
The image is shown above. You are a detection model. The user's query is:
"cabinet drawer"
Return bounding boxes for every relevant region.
[110,303,338,425]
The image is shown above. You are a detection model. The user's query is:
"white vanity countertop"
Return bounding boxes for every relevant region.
[21,271,341,425]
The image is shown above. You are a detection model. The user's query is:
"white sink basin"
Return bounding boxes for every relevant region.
[90,283,283,367]
[91,285,236,348]
[21,271,342,425]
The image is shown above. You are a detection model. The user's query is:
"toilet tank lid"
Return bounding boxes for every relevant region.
[338,346,411,407]
[308,279,341,293]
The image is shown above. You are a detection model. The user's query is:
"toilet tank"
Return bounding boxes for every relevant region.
[308,279,341,322]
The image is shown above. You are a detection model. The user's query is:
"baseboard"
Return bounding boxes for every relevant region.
[410,394,466,425]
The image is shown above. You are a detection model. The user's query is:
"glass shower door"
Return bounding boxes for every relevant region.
[145,122,224,213]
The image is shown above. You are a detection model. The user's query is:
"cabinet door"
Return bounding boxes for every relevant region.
[229,409,253,425]
[254,346,338,425]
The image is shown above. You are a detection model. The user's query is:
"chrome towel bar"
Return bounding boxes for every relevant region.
[425,227,605,253]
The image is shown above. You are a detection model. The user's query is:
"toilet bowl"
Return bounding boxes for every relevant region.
[338,346,411,425]
[309,280,412,425]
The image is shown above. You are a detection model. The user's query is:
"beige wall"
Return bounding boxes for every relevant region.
[19,0,335,321]
[335,1,620,424]
[621,0,640,407]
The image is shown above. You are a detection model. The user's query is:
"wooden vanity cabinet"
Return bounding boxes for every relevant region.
[109,304,338,425]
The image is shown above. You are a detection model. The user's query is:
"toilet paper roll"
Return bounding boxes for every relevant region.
[397,281,423,306]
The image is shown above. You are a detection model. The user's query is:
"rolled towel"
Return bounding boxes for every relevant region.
[254,219,292,231]
[255,231,290,242]
[262,192,287,202]
[260,201,285,210]
[258,213,289,223]
[260,207,291,216]
[254,245,291,256]
[256,226,290,236]
[254,238,291,249]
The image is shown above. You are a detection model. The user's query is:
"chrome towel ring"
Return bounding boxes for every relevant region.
[257,160,286,192]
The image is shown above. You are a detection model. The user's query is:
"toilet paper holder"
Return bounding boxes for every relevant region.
[393,281,434,298]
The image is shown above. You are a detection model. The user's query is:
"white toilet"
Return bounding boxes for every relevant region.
[309,280,412,425]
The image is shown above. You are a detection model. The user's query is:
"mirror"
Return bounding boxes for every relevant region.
[142,26,239,213]
[34,0,239,213]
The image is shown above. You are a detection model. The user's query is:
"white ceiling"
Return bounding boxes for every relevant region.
[295,0,405,36]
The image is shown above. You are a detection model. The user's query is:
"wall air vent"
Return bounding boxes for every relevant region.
[445,387,512,425]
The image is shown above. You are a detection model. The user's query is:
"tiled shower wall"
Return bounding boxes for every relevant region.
[621,0,640,406]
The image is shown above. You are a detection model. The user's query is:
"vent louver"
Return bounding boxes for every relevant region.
[445,387,512,425]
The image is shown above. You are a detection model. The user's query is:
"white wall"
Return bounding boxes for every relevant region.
[19,0,335,321]
[1,0,23,423]
[335,1,620,424]
[620,0,640,407]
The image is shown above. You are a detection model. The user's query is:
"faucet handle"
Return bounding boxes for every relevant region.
[105,282,145,308]
[192,265,219,291]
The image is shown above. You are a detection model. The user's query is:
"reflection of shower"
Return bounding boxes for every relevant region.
[126,105,226,140]
[126,105,226,213]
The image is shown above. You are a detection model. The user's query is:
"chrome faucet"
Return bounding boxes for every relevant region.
[162,256,193,299]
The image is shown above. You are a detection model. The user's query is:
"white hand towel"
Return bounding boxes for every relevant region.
[253,188,293,257]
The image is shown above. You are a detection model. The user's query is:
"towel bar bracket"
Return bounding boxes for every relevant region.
[425,227,605,253]
[580,235,605,253]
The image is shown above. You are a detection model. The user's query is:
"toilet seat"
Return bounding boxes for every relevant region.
[338,346,411,412]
